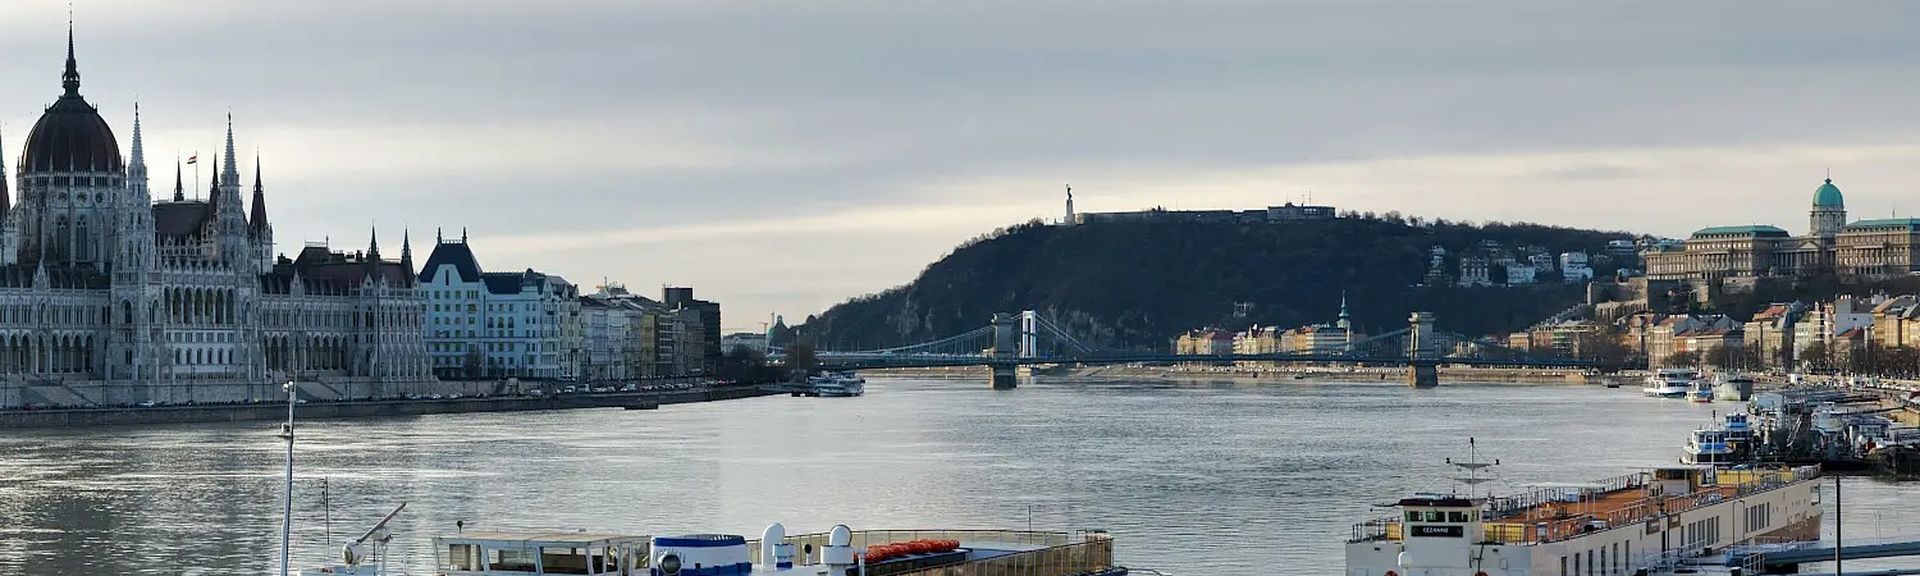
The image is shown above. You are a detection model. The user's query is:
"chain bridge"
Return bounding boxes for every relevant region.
[784,311,1595,389]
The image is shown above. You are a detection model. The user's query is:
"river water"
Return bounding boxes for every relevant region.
[0,376,1914,575]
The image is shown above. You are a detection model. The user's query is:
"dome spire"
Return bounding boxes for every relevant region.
[62,16,80,97]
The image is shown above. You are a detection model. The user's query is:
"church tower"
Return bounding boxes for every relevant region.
[213,116,252,267]
[1810,177,1846,238]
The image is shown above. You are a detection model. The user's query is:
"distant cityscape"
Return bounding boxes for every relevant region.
[1155,177,1920,376]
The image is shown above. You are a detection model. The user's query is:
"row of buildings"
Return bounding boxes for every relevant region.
[1173,297,1361,357]
[416,235,721,382]
[0,32,718,406]
[1516,293,1920,370]
[1436,242,1598,288]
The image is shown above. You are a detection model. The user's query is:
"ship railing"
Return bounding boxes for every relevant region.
[888,533,1116,576]
[1348,517,1400,543]
[1486,473,1645,520]
[748,529,1074,562]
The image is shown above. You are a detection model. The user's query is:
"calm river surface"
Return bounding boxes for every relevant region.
[1,377,1915,575]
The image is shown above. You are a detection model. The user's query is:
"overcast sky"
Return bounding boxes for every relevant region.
[2,1,1917,331]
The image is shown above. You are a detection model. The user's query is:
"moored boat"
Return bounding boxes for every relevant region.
[804,371,866,397]
[1345,442,1822,576]
[1713,373,1755,402]
[427,522,1125,576]
[1688,379,1715,403]
[1682,427,1734,465]
[1643,368,1693,398]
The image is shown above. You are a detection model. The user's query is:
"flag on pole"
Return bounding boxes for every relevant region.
[186,154,198,164]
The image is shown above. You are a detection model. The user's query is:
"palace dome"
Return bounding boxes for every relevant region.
[1812,178,1844,209]
[20,32,122,174]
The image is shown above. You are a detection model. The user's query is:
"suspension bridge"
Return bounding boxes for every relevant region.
[784,311,1596,389]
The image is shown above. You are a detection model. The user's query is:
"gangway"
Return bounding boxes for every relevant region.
[1728,534,1920,571]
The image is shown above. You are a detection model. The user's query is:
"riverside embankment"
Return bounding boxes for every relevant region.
[0,383,777,429]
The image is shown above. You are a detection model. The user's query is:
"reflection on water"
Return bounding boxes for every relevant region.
[0,377,1913,575]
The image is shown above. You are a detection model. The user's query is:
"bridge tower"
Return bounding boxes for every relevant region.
[1406,312,1440,388]
[1019,310,1039,358]
[988,313,1020,389]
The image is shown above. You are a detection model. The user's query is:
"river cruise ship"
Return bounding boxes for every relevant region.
[1346,452,1821,575]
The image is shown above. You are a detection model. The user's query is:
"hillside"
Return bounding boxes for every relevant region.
[797,216,1636,350]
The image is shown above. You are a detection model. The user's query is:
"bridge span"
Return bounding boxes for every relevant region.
[793,311,1596,389]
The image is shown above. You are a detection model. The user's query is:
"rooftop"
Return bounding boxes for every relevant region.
[1691,224,1789,238]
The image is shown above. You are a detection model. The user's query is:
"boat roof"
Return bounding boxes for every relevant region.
[439,530,643,546]
[1396,496,1477,507]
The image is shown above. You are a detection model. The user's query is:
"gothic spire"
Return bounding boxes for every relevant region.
[401,229,416,286]
[129,103,147,187]
[221,114,239,184]
[61,18,80,97]
[173,158,184,202]
[0,127,9,213]
[368,226,380,259]
[249,154,269,234]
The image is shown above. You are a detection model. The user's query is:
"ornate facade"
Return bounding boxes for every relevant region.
[1643,179,1920,282]
[0,33,429,405]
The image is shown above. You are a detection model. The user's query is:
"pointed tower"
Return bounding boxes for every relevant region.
[1,127,10,214]
[211,118,251,266]
[368,226,381,260]
[249,155,274,273]
[173,159,185,202]
[400,228,416,286]
[129,103,148,200]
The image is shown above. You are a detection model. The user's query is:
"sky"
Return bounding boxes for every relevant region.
[1,1,1917,332]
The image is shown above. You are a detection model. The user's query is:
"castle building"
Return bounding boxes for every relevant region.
[0,31,429,406]
[1643,178,1920,282]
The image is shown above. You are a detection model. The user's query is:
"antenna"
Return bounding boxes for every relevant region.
[1444,437,1499,500]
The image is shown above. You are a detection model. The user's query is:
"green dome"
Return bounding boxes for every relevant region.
[1813,178,1844,209]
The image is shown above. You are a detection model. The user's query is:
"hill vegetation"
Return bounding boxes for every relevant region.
[795,215,1636,351]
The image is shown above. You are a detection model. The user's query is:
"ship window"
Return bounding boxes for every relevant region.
[1447,511,1469,523]
[1423,510,1444,522]
[447,544,478,571]
[487,549,535,572]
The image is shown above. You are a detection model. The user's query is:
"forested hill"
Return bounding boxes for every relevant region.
[796,216,1635,350]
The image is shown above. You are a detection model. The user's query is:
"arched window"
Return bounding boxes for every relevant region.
[75,216,91,261]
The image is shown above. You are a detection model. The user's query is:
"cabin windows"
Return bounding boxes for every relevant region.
[1559,556,1567,576]
[541,547,592,574]
[1744,503,1773,533]
[1447,511,1470,522]
[447,544,478,571]
[487,548,536,572]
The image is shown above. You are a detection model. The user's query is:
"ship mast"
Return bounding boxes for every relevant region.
[1446,437,1500,501]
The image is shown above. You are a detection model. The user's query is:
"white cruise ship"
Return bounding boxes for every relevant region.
[1346,444,1822,576]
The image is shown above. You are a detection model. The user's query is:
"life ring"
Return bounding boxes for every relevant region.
[1477,572,1489,576]
[1385,571,1398,576]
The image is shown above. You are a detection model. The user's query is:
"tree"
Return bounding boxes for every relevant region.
[785,341,818,376]
[1665,350,1701,369]
[1799,341,1832,373]
[462,345,485,379]
[1574,330,1630,371]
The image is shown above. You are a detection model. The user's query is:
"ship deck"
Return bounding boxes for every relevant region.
[1351,466,1821,545]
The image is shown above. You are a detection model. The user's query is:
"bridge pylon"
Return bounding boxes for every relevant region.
[988,313,1020,390]
[1406,312,1439,389]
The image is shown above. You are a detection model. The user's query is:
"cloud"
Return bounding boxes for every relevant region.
[1,0,1917,329]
